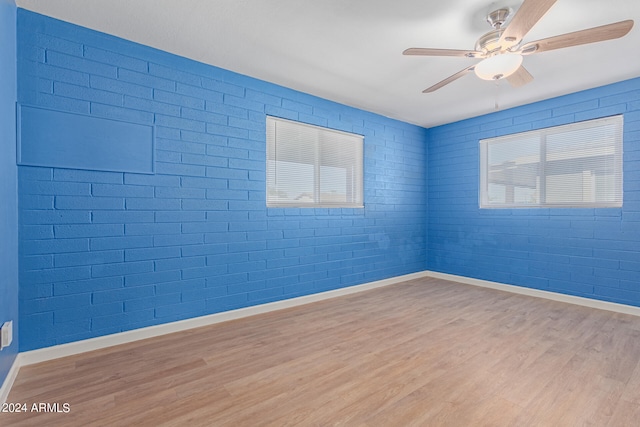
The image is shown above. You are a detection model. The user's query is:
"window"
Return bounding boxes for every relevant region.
[266,116,364,208]
[480,115,623,208]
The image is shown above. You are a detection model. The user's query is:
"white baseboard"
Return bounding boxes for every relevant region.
[0,354,21,405]
[424,270,640,317]
[19,269,640,368]
[20,270,432,366]
[9,269,640,401]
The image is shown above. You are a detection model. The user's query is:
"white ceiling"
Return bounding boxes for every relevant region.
[16,0,640,128]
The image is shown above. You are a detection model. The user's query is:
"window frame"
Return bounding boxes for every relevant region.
[479,115,623,209]
[266,116,364,208]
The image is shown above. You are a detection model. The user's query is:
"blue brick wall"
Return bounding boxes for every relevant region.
[17,10,427,351]
[0,0,19,385]
[427,78,640,307]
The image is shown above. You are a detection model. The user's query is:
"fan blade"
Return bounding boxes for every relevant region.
[423,65,476,93]
[403,48,484,58]
[518,20,634,55]
[500,0,557,45]
[507,66,534,88]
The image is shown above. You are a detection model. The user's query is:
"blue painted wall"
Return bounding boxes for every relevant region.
[17,10,427,351]
[0,0,19,384]
[15,7,640,354]
[428,78,640,306]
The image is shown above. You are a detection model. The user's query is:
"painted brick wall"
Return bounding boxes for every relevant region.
[0,0,19,385]
[428,78,640,307]
[17,10,427,351]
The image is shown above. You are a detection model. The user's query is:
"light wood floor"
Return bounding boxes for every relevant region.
[3,277,640,426]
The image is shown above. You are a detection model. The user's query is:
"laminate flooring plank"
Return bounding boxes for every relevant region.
[619,357,640,406]
[3,277,640,426]
[607,398,640,427]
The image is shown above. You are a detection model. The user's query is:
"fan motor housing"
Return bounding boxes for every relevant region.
[475,29,519,53]
[475,29,503,53]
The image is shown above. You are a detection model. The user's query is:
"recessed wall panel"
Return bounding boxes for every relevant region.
[17,105,154,174]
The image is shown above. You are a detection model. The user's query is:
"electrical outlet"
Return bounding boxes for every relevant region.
[1,321,13,350]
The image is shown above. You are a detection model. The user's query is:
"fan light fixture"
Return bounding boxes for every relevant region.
[474,53,523,80]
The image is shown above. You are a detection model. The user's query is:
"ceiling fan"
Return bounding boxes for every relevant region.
[403,0,634,93]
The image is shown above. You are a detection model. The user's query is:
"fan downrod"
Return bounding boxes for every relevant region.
[486,7,511,29]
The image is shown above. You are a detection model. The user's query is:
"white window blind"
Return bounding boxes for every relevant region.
[266,116,364,208]
[480,115,623,208]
